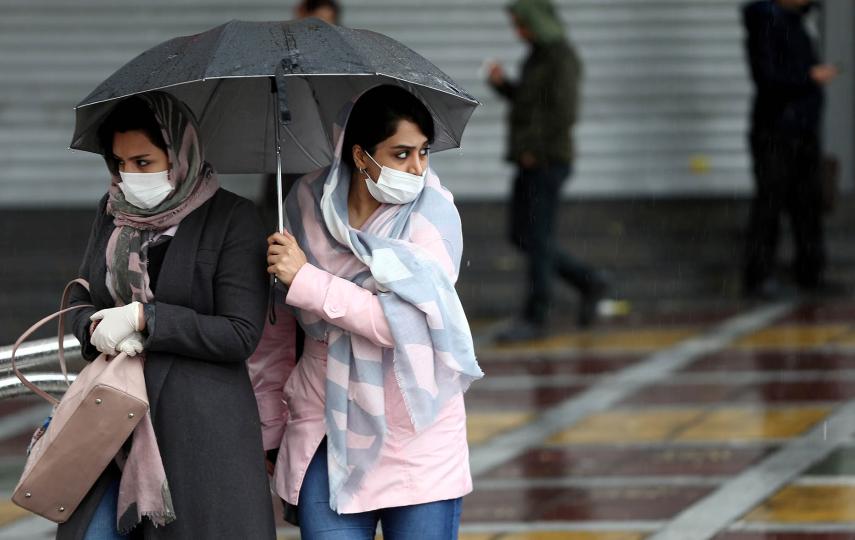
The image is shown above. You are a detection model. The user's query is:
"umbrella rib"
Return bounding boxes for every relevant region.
[198,78,225,121]
[282,124,324,169]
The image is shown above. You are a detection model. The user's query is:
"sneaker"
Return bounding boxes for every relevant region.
[495,320,547,344]
[578,277,609,328]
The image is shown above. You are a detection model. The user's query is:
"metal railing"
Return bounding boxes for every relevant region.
[0,335,80,400]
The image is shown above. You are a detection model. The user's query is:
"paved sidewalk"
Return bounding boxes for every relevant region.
[2,298,855,538]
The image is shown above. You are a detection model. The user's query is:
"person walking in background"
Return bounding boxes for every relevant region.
[742,0,838,298]
[486,0,608,342]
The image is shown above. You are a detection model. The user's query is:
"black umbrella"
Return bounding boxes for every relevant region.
[71,18,479,230]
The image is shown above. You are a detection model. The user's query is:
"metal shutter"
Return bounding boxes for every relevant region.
[0,0,769,206]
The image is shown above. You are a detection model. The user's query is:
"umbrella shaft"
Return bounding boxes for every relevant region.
[276,151,284,233]
[274,84,285,234]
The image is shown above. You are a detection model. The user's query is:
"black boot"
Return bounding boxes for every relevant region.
[495,319,547,344]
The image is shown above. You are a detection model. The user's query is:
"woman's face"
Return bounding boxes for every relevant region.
[359,119,429,181]
[511,14,533,43]
[112,130,169,174]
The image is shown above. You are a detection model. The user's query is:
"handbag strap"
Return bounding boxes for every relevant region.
[57,279,93,385]
[11,279,95,406]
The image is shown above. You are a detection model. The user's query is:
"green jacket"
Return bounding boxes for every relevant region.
[493,0,581,165]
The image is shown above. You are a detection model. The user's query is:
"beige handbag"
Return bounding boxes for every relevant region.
[10,279,149,522]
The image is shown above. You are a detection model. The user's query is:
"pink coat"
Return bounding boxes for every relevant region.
[248,206,473,514]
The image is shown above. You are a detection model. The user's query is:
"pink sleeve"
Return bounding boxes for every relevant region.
[286,222,457,349]
[286,264,396,348]
[246,301,297,450]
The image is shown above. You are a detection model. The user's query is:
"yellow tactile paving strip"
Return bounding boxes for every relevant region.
[549,406,831,445]
[0,500,33,528]
[549,409,701,444]
[491,328,695,353]
[677,407,831,442]
[405,533,644,540]
[468,412,535,445]
[736,324,851,348]
[831,331,855,347]
[744,485,855,523]
[279,532,648,540]
[480,533,646,540]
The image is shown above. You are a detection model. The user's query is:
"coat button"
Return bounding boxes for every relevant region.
[24,492,31,498]
[58,506,65,512]
[95,399,102,405]
[128,413,135,419]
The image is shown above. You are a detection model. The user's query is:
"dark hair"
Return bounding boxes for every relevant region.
[342,85,435,168]
[301,0,341,18]
[97,97,167,175]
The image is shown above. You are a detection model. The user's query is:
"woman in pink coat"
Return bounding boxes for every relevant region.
[248,85,483,539]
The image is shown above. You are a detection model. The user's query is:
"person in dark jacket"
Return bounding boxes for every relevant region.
[742,0,838,297]
[487,0,608,342]
[58,92,275,539]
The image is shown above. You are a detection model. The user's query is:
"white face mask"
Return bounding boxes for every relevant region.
[363,152,427,205]
[118,170,174,210]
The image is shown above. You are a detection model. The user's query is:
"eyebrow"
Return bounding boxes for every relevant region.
[389,143,429,150]
[112,153,152,161]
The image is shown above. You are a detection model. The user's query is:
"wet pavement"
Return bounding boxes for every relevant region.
[0,298,854,538]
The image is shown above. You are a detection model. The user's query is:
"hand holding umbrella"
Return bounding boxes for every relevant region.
[267,230,307,286]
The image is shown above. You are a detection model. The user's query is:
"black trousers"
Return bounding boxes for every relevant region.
[509,164,599,324]
[744,131,825,290]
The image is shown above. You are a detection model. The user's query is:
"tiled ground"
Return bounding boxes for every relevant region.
[2,300,855,539]
[456,299,855,539]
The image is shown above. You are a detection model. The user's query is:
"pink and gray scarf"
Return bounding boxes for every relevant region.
[285,96,483,512]
[103,91,219,532]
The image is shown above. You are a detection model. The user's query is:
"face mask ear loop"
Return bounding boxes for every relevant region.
[366,152,384,170]
[364,151,383,183]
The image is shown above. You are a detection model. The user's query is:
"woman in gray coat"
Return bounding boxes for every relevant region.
[57,92,275,539]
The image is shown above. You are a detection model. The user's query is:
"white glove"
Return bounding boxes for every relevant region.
[117,332,145,357]
[90,302,143,356]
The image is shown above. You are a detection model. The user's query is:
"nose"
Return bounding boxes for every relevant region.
[407,155,425,176]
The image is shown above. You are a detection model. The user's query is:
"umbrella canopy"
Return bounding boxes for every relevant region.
[71,18,479,175]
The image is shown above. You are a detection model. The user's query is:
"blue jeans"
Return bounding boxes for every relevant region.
[83,477,128,540]
[509,164,600,324]
[298,441,462,540]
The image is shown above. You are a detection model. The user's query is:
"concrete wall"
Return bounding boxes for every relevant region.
[822,0,855,192]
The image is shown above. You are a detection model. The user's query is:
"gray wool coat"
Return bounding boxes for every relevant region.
[57,189,276,540]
